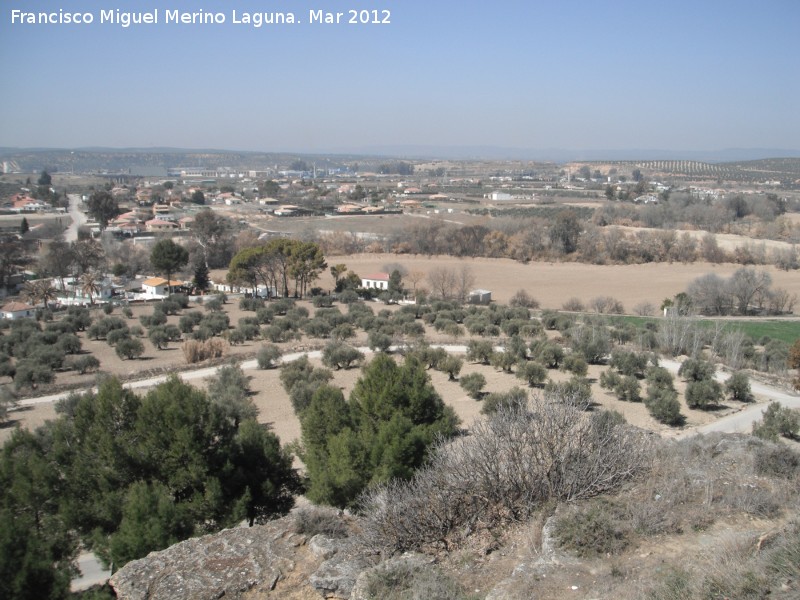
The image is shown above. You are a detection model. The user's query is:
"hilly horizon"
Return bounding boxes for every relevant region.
[2,145,799,164]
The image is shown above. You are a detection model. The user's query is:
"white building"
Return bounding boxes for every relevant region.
[361,273,390,290]
[141,277,182,298]
[1,301,35,320]
[488,191,513,201]
[468,289,492,305]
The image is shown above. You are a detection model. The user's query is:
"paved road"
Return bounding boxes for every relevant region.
[24,347,799,438]
[71,552,111,592]
[19,351,319,407]
[64,193,87,242]
[659,358,800,437]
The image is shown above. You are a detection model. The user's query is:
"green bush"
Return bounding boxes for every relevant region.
[490,350,517,373]
[685,379,723,409]
[367,331,392,353]
[322,341,364,370]
[256,344,282,369]
[106,328,130,347]
[14,359,55,390]
[678,357,715,382]
[204,297,223,312]
[459,372,486,399]
[178,311,202,333]
[239,296,264,312]
[29,346,66,370]
[516,361,548,387]
[562,353,588,376]
[436,355,463,380]
[752,402,800,441]
[115,338,144,360]
[149,328,170,350]
[609,350,649,378]
[544,376,592,409]
[466,339,494,364]
[481,386,527,415]
[726,371,753,402]
[71,355,101,375]
[645,386,684,425]
[227,329,246,345]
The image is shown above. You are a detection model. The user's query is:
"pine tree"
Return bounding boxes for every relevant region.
[301,354,459,508]
[193,262,210,292]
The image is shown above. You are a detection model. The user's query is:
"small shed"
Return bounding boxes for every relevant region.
[468,289,492,305]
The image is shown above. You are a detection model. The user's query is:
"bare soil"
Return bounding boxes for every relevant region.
[314,253,800,309]
[4,254,797,446]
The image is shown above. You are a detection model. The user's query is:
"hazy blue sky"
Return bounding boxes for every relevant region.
[1,0,798,155]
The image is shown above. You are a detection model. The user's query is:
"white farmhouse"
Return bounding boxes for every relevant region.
[360,273,390,290]
[1,301,35,320]
[141,277,182,298]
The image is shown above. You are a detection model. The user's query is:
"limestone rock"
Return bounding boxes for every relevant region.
[485,515,577,600]
[111,519,298,600]
[308,543,376,599]
[308,534,343,560]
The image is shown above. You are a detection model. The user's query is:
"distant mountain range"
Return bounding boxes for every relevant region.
[1,146,798,171]
[337,145,800,163]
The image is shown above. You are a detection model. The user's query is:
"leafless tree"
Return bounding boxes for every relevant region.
[687,273,732,315]
[701,233,727,263]
[589,296,625,315]
[728,268,771,315]
[765,288,797,315]
[405,270,425,298]
[671,232,698,263]
[454,265,475,303]
[657,313,706,357]
[712,329,748,370]
[633,301,655,316]
[427,266,456,300]
[71,239,105,276]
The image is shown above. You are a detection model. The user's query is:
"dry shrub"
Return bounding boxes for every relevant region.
[624,434,799,536]
[292,506,350,539]
[358,399,651,554]
[562,297,585,312]
[632,522,800,599]
[753,444,800,479]
[509,289,540,309]
[590,295,625,315]
[361,556,467,600]
[553,499,631,557]
[182,338,229,364]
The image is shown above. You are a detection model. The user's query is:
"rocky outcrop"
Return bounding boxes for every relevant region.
[110,515,378,600]
[307,538,377,599]
[485,515,578,600]
[110,517,306,600]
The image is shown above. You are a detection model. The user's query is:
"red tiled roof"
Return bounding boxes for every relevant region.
[362,273,390,281]
[2,302,34,312]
